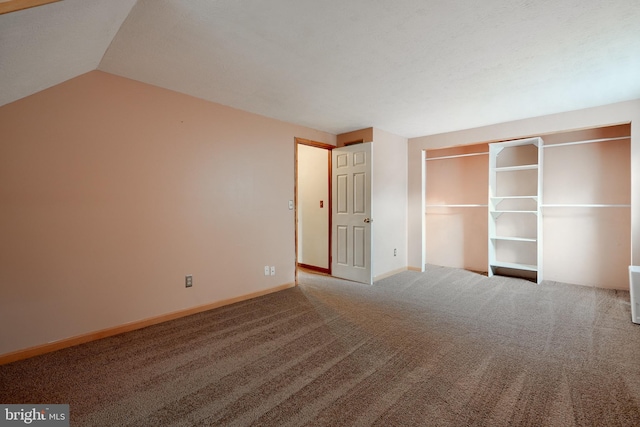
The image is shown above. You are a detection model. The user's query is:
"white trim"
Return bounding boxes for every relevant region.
[491,236,537,242]
[494,164,538,172]
[541,204,630,208]
[425,204,488,208]
[425,152,488,161]
[373,267,409,281]
[491,210,538,214]
[491,195,537,200]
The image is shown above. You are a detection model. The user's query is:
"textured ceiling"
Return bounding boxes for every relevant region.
[3,0,640,137]
[0,0,136,106]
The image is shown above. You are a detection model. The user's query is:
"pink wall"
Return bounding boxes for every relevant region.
[0,71,335,355]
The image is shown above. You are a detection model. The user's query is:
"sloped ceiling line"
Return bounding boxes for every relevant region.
[0,0,137,108]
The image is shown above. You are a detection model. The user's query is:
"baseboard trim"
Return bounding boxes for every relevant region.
[0,282,295,366]
[374,267,410,281]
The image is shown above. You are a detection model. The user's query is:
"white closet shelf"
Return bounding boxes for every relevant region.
[426,204,488,208]
[490,210,538,214]
[541,204,630,208]
[493,164,538,172]
[542,136,629,149]
[491,195,538,200]
[425,152,489,161]
[490,261,538,272]
[492,195,537,199]
[491,236,537,242]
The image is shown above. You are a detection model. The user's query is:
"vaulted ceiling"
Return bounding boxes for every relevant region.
[2,0,639,137]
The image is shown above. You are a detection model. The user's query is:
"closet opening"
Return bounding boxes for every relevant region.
[423,123,631,289]
[294,138,333,283]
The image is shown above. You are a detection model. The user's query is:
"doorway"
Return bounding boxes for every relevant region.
[294,138,333,280]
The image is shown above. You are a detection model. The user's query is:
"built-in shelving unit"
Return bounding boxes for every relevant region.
[488,137,543,283]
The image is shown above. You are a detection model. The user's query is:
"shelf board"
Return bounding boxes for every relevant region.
[491,236,537,242]
[541,204,630,208]
[493,164,538,172]
[491,196,538,201]
[491,196,538,204]
[490,261,538,272]
[490,210,538,214]
[542,136,629,149]
[425,152,489,161]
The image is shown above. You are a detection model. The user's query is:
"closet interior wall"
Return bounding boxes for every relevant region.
[542,124,631,289]
[425,143,489,273]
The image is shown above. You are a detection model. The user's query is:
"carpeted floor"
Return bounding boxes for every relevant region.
[1,265,639,426]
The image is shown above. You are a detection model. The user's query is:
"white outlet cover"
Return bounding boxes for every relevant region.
[264,266,270,276]
[270,266,276,276]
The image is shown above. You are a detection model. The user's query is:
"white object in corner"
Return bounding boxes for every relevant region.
[629,266,640,324]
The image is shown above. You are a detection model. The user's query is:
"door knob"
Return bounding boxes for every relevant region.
[364,218,373,223]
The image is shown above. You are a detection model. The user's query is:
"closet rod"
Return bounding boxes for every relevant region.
[541,204,631,208]
[542,136,629,149]
[425,152,488,161]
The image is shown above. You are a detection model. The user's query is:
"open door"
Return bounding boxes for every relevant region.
[332,142,373,284]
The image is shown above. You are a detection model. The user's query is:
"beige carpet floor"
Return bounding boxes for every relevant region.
[1,265,639,426]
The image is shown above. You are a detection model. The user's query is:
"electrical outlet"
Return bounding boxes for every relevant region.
[264,266,270,276]
[394,248,397,256]
[185,275,193,288]
[270,266,276,276]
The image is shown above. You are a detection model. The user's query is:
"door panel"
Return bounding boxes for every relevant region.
[337,174,348,213]
[354,226,366,267]
[337,226,348,265]
[332,143,372,284]
[354,172,366,213]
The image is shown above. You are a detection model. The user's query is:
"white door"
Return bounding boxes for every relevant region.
[332,142,373,284]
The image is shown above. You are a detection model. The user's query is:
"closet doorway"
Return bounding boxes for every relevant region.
[423,123,631,289]
[294,138,333,279]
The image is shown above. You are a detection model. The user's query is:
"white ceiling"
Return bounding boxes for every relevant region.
[0,0,136,106]
[2,0,640,138]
